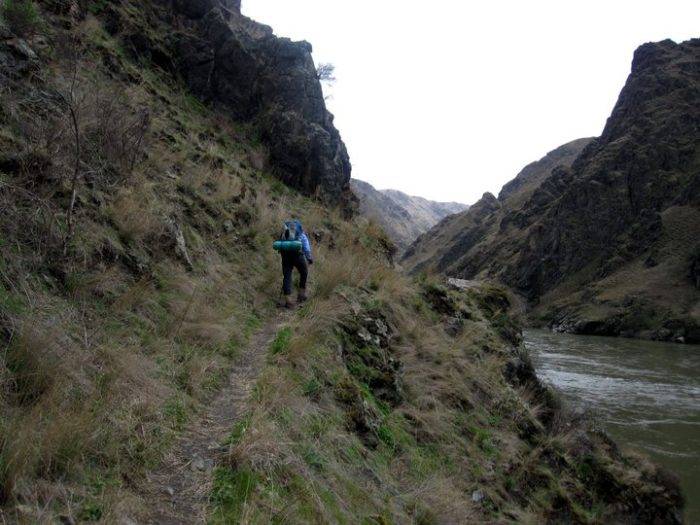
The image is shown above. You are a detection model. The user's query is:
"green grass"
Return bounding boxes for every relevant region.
[78,500,103,522]
[0,284,25,314]
[87,0,109,15]
[163,396,189,430]
[269,326,292,355]
[224,416,251,447]
[210,467,258,524]
[302,375,322,398]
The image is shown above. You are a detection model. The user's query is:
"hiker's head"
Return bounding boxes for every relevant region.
[294,220,303,233]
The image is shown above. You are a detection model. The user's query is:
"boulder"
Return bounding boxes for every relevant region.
[0,38,39,78]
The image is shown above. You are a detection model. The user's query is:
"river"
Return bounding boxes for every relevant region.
[524,329,700,523]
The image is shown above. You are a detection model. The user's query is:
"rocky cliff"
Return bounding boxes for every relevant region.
[110,0,352,205]
[404,38,700,342]
[351,179,467,251]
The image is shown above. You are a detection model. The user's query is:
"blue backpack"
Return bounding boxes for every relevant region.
[281,220,301,241]
[273,221,303,252]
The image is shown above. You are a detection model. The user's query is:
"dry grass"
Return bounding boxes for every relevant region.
[211,230,675,524]
[108,186,165,244]
[0,19,280,519]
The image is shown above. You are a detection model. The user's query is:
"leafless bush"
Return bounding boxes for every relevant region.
[316,62,336,85]
[80,90,151,181]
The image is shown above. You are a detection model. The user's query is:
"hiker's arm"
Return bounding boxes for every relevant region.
[301,233,313,263]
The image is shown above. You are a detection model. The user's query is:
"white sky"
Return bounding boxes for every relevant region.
[242,1,699,204]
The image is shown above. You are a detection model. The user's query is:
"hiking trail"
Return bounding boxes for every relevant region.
[141,311,290,524]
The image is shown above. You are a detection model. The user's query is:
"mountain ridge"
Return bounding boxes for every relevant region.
[402,137,593,275]
[351,178,468,251]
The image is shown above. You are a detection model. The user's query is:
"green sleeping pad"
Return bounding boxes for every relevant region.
[273,240,302,252]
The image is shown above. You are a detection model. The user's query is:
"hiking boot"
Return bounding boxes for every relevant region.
[278,295,295,309]
[297,288,307,303]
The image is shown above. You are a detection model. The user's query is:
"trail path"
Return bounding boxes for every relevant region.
[141,312,288,524]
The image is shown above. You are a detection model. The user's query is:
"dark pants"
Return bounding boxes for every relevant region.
[281,252,308,296]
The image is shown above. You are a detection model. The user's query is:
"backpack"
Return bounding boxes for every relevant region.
[273,220,303,252]
[281,220,301,241]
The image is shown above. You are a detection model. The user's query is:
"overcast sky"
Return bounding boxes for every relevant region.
[243,1,699,204]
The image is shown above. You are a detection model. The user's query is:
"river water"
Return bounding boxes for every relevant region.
[524,329,700,523]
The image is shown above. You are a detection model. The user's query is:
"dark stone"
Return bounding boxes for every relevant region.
[0,39,39,78]
[341,311,403,406]
[690,246,700,289]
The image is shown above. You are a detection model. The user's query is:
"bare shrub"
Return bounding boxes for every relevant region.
[47,58,152,246]
[316,63,336,84]
[2,60,152,253]
[61,81,150,232]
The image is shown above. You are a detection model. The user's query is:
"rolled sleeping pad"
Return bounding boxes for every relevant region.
[273,240,302,252]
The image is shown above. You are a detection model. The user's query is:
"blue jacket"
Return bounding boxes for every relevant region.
[300,232,312,260]
[294,220,313,261]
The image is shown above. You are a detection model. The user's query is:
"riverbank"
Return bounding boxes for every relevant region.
[531,304,700,345]
[525,329,700,524]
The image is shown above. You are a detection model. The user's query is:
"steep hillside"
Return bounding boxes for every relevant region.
[115,0,352,207]
[0,2,685,523]
[404,38,700,343]
[351,179,467,251]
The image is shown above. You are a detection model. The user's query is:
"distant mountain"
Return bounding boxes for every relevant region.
[350,179,468,251]
[404,38,700,343]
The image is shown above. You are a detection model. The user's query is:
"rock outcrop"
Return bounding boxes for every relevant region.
[351,179,467,252]
[403,38,700,342]
[119,0,351,204]
[402,138,592,275]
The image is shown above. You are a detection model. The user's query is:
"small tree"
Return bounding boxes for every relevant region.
[316,63,336,85]
[1,0,40,38]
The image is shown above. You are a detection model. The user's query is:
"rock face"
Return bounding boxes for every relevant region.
[350,179,467,252]
[124,0,351,204]
[402,138,592,275]
[0,23,40,79]
[404,38,700,342]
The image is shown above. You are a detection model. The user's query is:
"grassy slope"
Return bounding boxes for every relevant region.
[531,203,700,339]
[0,4,683,524]
[210,276,682,524]
[0,5,328,520]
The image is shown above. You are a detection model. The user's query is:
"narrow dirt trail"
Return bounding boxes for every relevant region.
[141,311,289,524]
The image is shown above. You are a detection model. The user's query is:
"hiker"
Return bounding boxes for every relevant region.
[273,220,313,308]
